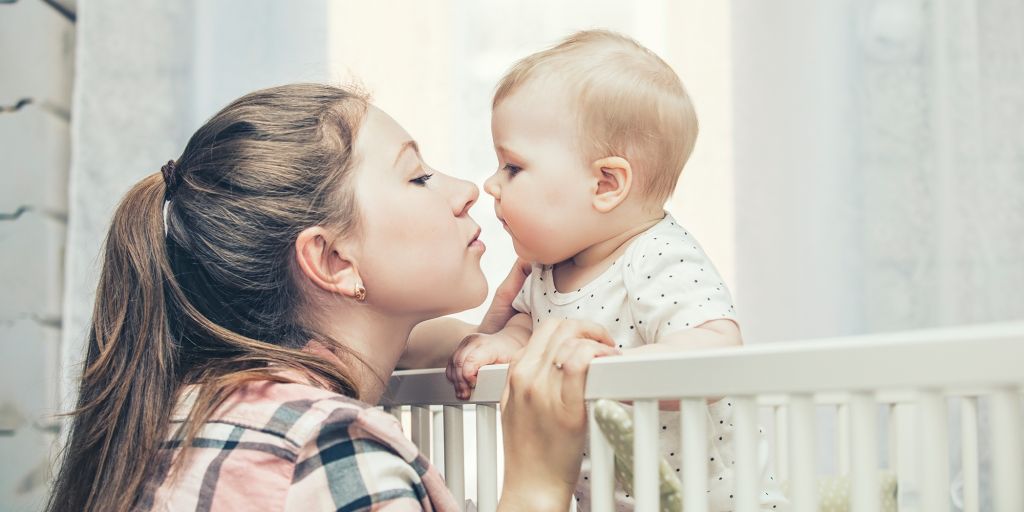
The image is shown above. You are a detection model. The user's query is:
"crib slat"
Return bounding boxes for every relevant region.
[893,402,920,510]
[681,399,709,512]
[433,408,445,470]
[633,400,660,511]
[589,403,616,512]
[733,397,759,512]
[442,405,465,506]
[411,405,431,461]
[774,405,788,481]
[849,392,879,512]
[886,403,898,471]
[788,394,816,512]
[959,397,979,512]
[919,391,949,512]
[837,403,851,475]
[475,404,498,512]
[991,389,1024,512]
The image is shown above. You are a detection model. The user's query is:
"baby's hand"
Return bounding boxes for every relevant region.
[446,333,525,400]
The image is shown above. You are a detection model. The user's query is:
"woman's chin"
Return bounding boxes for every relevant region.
[461,276,489,310]
[459,276,490,313]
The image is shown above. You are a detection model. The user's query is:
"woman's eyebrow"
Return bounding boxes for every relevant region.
[394,140,421,167]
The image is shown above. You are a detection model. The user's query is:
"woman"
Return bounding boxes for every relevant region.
[47,84,618,511]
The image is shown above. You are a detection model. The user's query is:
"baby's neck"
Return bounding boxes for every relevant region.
[550,211,665,293]
[570,212,665,268]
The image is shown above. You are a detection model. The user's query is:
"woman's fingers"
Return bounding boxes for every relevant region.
[536,320,615,380]
[550,319,616,350]
[515,319,614,380]
[555,339,620,409]
[498,318,622,504]
[508,319,617,408]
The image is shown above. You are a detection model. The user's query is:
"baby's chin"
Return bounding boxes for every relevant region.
[515,249,567,267]
[508,241,549,266]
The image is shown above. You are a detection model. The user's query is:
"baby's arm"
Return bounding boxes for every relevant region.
[447,312,533,399]
[622,318,741,356]
[398,259,531,369]
[622,229,742,407]
[623,319,740,409]
[399,317,476,369]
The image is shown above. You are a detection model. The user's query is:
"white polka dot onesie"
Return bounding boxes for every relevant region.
[512,214,789,511]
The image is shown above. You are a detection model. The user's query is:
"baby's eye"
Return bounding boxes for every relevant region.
[410,173,434,186]
[503,164,522,176]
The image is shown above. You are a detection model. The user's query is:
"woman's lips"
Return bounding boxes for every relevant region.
[468,227,485,252]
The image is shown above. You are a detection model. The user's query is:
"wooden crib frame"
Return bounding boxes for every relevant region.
[381,322,1024,512]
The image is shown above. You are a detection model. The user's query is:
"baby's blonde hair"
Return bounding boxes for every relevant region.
[494,29,698,205]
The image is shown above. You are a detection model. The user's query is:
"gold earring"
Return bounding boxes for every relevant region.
[354,283,367,302]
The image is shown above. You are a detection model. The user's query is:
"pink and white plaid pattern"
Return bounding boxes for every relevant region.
[145,379,458,511]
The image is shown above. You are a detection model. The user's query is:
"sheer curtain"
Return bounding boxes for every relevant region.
[62,0,333,412]
[733,0,1024,342]
[61,1,1021,508]
[732,1,1024,508]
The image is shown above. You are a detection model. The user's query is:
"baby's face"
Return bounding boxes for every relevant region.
[485,82,599,264]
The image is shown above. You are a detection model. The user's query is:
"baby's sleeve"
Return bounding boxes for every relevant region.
[510,264,540,316]
[624,233,736,343]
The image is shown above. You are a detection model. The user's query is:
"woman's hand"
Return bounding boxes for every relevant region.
[498,319,620,512]
[478,258,531,334]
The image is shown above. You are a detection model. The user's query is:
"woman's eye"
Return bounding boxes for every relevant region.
[503,164,522,176]
[410,173,434,186]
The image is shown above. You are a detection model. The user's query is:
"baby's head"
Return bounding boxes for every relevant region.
[485,30,698,264]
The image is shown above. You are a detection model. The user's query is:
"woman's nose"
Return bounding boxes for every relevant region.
[483,173,500,199]
[453,177,479,217]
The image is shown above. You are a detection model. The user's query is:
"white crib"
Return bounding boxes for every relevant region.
[381,322,1024,512]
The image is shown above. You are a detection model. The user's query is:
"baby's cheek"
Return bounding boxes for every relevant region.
[507,216,542,249]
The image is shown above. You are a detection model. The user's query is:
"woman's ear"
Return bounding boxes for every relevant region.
[295,227,364,300]
[591,156,633,213]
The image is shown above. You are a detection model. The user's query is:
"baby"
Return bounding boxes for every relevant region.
[447,30,788,511]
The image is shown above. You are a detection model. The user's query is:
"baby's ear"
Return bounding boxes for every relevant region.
[590,156,633,213]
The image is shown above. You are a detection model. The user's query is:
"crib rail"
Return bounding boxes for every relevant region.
[382,322,1024,512]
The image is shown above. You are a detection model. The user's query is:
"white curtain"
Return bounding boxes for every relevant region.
[733,0,1024,343]
[732,1,1024,509]
[61,1,1021,509]
[62,0,333,411]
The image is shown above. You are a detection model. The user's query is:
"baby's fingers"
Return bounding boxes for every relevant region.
[559,340,620,411]
[462,346,514,388]
[447,346,473,397]
[453,345,483,400]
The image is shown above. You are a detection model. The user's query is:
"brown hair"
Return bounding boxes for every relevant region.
[47,83,370,511]
[494,29,698,204]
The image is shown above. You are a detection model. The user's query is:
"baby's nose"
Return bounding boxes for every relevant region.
[483,173,500,199]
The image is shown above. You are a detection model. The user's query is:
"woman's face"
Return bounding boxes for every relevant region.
[349,106,488,319]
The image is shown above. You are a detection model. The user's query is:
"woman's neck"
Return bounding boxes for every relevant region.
[314,307,418,405]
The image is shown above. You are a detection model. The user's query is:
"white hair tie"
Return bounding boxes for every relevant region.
[162,200,171,236]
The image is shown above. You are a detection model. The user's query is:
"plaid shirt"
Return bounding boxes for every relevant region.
[145,379,459,511]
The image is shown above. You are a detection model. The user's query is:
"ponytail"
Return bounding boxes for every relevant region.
[48,174,180,511]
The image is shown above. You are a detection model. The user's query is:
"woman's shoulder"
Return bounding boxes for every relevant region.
[193,380,405,453]
[158,380,455,510]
